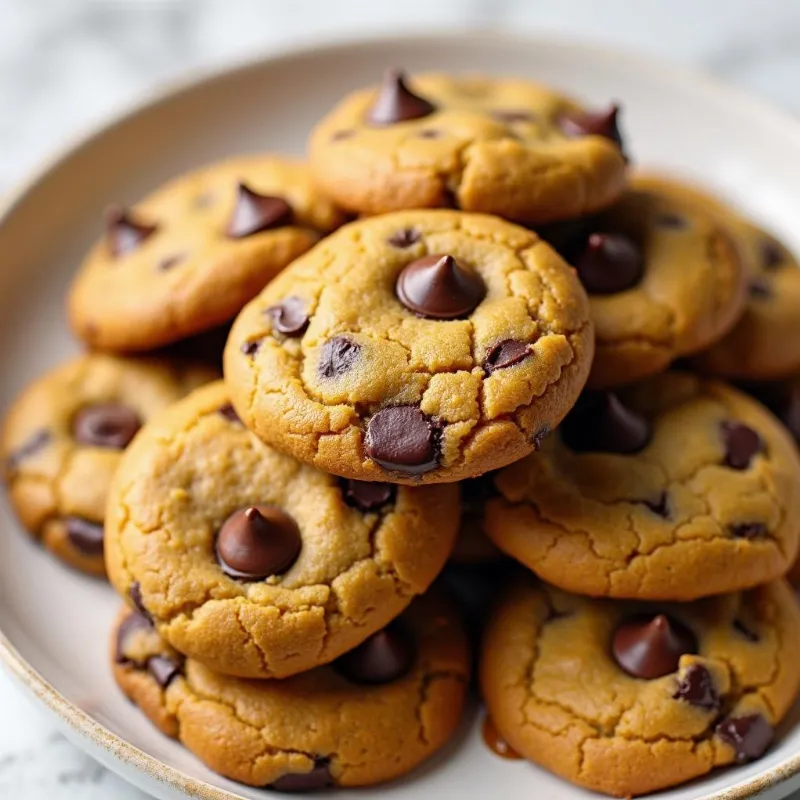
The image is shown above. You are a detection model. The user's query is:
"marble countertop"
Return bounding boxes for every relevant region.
[2,0,800,797]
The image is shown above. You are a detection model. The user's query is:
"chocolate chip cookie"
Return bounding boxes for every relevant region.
[484,373,800,599]
[546,175,747,388]
[68,156,345,352]
[1,354,215,576]
[224,210,593,484]
[105,381,459,678]
[480,574,800,797]
[308,69,627,223]
[113,589,469,789]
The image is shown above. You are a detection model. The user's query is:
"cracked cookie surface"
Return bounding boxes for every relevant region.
[223,210,594,484]
[1,354,216,576]
[480,574,800,797]
[104,381,459,678]
[112,589,470,789]
[68,155,346,352]
[485,373,800,599]
[308,71,627,224]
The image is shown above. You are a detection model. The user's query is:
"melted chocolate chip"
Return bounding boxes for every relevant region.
[655,212,689,230]
[216,506,301,581]
[270,759,332,792]
[721,421,763,470]
[748,276,772,299]
[366,68,436,125]
[65,517,104,557]
[673,664,719,710]
[491,109,536,123]
[733,619,760,643]
[575,232,643,295]
[129,582,151,622]
[531,424,550,449]
[641,492,670,518]
[147,655,181,687]
[730,522,767,539]
[226,183,293,238]
[240,339,262,357]
[105,206,158,257]
[761,237,786,269]
[342,479,395,513]
[612,614,696,679]
[716,714,773,763]
[396,254,485,319]
[560,103,624,150]
[217,403,243,425]
[365,406,439,475]
[266,297,309,337]
[157,252,186,271]
[335,624,415,684]
[6,429,50,470]
[388,228,421,248]
[72,404,142,450]
[318,336,360,379]
[484,340,531,374]
[561,391,652,455]
[115,610,153,663]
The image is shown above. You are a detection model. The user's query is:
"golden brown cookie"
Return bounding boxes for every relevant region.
[485,373,800,600]
[1,354,215,576]
[68,156,345,352]
[545,174,747,388]
[308,70,627,224]
[480,574,800,797]
[224,210,593,484]
[112,590,470,789]
[105,381,459,678]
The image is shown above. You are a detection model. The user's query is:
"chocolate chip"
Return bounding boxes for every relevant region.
[561,391,652,455]
[105,206,158,257]
[730,522,767,539]
[240,339,262,357]
[396,254,485,319]
[266,297,309,337]
[65,517,104,557]
[115,610,153,663]
[484,340,531,374]
[716,714,773,763]
[491,109,535,123]
[72,403,142,450]
[129,582,152,622]
[641,492,670,518]
[226,183,293,239]
[531,424,550,449]
[733,619,760,643]
[417,129,441,138]
[560,103,624,151]
[341,479,395,513]
[270,759,332,792]
[216,506,301,581]
[147,655,180,688]
[157,253,185,272]
[365,406,439,475]
[335,623,415,684]
[761,237,786,269]
[655,212,688,230]
[217,403,243,425]
[6,429,50,470]
[673,664,719,710]
[318,336,360,379]
[387,228,421,248]
[748,276,772,299]
[331,129,355,141]
[366,68,435,126]
[575,232,643,295]
[612,614,696,679]
[721,421,763,470]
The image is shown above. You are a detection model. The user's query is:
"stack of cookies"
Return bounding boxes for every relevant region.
[4,68,800,797]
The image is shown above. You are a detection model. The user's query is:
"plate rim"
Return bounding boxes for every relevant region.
[2,29,800,800]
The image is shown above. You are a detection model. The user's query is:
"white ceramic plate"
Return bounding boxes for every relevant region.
[2,31,800,800]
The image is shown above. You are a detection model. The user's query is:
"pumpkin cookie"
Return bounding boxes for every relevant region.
[68,156,345,352]
[1,354,215,576]
[481,575,800,797]
[309,70,627,224]
[484,373,800,599]
[224,210,593,484]
[105,381,459,678]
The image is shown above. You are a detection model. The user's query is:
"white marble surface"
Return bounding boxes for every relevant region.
[2,0,800,797]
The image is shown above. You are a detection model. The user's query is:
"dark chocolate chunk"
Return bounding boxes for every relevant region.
[318,336,360,379]
[72,403,142,450]
[673,664,719,710]
[612,614,696,679]
[270,759,332,792]
[733,619,760,643]
[147,655,181,688]
[105,206,158,257]
[387,228,422,248]
[129,582,152,622]
[240,339,262,357]
[65,517,104,557]
[266,297,309,337]
[720,421,763,470]
[226,183,292,238]
[484,340,531,374]
[641,492,670,518]
[575,232,643,295]
[366,68,436,125]
[365,406,439,475]
[335,624,415,685]
[560,391,652,455]
[217,403,243,425]
[216,506,301,581]
[341,480,395,513]
[560,103,624,151]
[716,714,773,763]
[115,610,153,664]
[396,254,485,319]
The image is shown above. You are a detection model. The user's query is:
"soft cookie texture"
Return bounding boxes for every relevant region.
[480,575,800,797]
[68,156,345,352]
[309,70,627,224]
[485,373,800,600]
[545,175,747,388]
[1,354,215,576]
[105,381,459,678]
[112,590,470,789]
[224,210,594,484]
